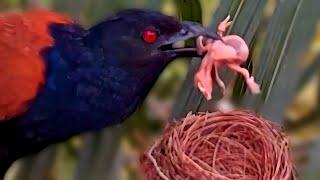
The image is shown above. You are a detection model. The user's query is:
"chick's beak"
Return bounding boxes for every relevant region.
[160,21,221,58]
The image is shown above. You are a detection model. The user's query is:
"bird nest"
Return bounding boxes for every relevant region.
[140,110,295,180]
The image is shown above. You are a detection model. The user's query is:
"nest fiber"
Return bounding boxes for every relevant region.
[140,111,294,180]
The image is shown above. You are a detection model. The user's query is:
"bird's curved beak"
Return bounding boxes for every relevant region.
[160,21,221,58]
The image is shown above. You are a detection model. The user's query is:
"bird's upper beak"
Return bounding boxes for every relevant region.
[160,21,221,58]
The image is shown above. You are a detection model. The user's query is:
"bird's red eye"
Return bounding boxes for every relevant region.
[142,29,158,44]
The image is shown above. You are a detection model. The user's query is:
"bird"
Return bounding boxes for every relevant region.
[0,8,219,178]
[194,16,260,100]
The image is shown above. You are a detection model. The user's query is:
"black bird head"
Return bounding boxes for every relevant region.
[86,9,219,75]
[74,9,221,122]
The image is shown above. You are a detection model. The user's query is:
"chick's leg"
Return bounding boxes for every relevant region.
[196,36,207,55]
[217,15,232,36]
[227,63,260,94]
[194,54,214,100]
[213,62,225,94]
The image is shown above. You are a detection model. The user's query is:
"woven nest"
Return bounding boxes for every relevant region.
[140,110,294,180]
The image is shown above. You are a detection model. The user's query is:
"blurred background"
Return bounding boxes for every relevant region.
[0,0,319,179]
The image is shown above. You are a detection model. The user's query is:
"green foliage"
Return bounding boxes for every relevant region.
[2,0,320,179]
[298,54,320,89]
[175,0,202,23]
[240,0,319,121]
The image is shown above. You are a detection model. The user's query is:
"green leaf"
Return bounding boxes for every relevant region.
[73,126,122,180]
[175,0,202,23]
[298,54,320,89]
[174,0,202,48]
[242,0,320,121]
[170,0,203,120]
[11,148,57,180]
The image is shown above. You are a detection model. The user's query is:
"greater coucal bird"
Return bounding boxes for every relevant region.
[0,9,219,178]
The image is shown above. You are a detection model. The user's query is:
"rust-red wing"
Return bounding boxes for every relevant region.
[0,9,72,121]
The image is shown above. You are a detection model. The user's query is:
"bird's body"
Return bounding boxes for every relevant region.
[0,10,71,120]
[0,9,152,169]
[0,9,219,178]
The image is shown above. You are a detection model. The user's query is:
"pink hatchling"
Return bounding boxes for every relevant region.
[194,16,260,100]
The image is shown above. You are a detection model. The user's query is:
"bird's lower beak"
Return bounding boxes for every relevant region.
[160,21,221,58]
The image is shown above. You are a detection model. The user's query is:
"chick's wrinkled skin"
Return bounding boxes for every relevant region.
[195,16,260,100]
